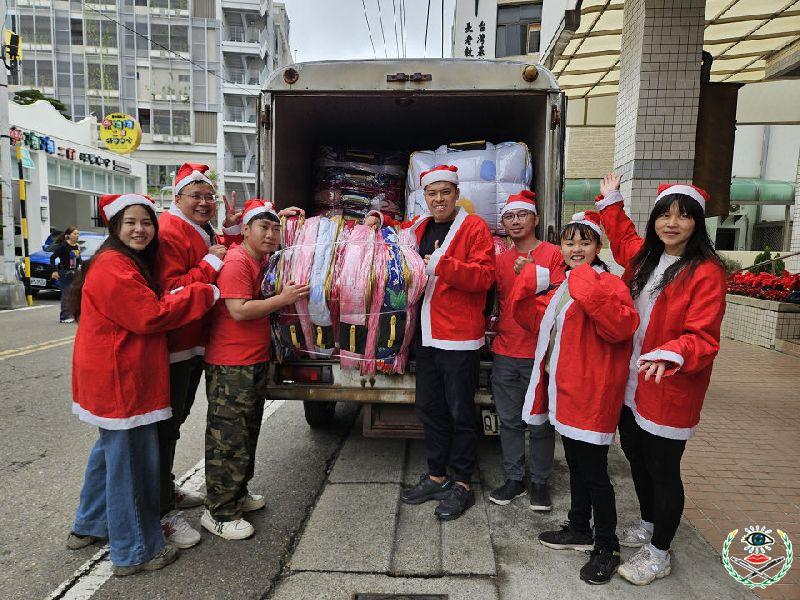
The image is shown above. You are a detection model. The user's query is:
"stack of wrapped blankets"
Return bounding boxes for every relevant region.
[262,216,428,375]
[313,146,406,222]
[406,142,533,234]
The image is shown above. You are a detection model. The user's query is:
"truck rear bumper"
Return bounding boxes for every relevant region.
[265,385,493,406]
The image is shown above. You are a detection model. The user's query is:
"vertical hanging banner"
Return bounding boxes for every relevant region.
[452,0,497,59]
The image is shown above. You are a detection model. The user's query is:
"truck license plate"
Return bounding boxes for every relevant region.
[482,409,499,436]
[30,277,47,287]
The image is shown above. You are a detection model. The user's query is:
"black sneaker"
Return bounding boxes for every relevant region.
[401,473,453,505]
[538,521,594,551]
[579,547,621,584]
[489,479,527,506]
[66,532,106,550]
[434,484,475,521]
[529,483,552,512]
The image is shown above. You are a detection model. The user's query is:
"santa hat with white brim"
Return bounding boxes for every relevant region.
[99,194,156,224]
[656,183,709,212]
[501,189,537,216]
[568,211,603,237]
[420,165,459,188]
[174,162,213,195]
[242,199,278,225]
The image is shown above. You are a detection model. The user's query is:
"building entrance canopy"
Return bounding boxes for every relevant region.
[543,0,800,98]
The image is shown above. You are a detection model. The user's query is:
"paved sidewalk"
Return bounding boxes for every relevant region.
[270,420,755,599]
[680,340,800,600]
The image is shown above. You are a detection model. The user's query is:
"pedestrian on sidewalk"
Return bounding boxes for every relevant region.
[512,211,639,585]
[488,190,565,511]
[595,174,727,586]
[50,226,82,323]
[365,165,495,521]
[66,193,218,577]
[201,200,309,540]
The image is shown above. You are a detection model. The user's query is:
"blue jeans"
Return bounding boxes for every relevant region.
[72,424,164,567]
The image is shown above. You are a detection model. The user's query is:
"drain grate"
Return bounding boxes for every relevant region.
[354,595,447,600]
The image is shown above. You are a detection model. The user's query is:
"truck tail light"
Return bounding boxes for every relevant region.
[276,364,333,384]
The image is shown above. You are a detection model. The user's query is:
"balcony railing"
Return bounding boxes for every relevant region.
[225,157,257,173]
[225,25,260,44]
[224,68,260,85]
[224,107,257,123]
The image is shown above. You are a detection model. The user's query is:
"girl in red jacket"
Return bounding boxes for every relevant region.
[511,211,639,585]
[66,194,218,577]
[595,174,727,586]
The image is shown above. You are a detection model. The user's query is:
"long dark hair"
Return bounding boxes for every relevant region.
[560,222,609,271]
[57,226,78,245]
[67,205,161,318]
[629,194,722,299]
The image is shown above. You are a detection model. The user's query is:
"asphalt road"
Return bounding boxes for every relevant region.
[0,297,358,600]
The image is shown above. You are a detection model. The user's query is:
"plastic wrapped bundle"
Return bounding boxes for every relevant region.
[332,224,376,370]
[392,228,428,374]
[268,216,305,360]
[307,216,342,356]
[313,146,406,221]
[406,142,532,233]
[361,230,390,376]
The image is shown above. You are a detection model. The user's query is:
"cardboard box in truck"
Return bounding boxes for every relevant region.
[258,59,565,436]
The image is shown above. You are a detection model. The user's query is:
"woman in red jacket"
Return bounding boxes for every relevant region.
[595,174,727,586]
[66,193,218,577]
[511,211,639,585]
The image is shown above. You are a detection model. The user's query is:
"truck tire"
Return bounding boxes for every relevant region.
[303,401,336,428]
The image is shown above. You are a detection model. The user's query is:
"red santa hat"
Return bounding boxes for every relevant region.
[420,165,459,188]
[501,189,537,216]
[174,162,213,195]
[99,193,156,224]
[568,210,603,237]
[242,199,278,225]
[656,183,709,212]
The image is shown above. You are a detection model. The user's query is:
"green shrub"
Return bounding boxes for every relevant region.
[749,246,785,275]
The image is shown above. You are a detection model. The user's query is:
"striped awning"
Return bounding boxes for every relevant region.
[549,0,800,98]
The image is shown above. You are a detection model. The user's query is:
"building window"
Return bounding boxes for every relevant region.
[135,0,148,5]
[84,18,118,49]
[37,60,54,87]
[172,110,190,136]
[496,3,542,58]
[71,19,83,45]
[170,26,189,52]
[139,108,151,133]
[152,109,171,135]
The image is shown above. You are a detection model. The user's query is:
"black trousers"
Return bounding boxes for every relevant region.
[158,356,204,516]
[618,406,687,551]
[562,436,619,551]
[414,345,480,484]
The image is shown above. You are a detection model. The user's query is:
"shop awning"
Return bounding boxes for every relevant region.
[545,0,800,98]
[564,177,796,203]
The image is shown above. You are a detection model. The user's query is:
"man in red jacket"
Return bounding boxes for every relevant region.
[366,165,495,520]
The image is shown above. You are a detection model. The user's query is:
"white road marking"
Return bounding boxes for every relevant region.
[0,304,55,314]
[46,399,285,600]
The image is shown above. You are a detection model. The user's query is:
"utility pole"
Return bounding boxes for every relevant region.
[0,31,26,308]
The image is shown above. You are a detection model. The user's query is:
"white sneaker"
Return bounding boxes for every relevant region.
[241,492,266,512]
[175,484,205,509]
[619,522,652,548]
[618,544,671,585]
[161,510,201,549]
[201,510,254,540]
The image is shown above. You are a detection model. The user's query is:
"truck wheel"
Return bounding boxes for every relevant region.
[303,401,336,428]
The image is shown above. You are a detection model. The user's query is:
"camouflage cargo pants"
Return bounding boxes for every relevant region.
[204,362,269,521]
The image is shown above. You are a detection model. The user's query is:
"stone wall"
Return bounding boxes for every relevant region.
[722,294,800,349]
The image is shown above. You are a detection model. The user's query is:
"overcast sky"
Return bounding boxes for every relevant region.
[279,0,458,62]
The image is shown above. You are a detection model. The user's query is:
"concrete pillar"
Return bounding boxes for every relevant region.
[613,0,705,231]
[788,149,800,273]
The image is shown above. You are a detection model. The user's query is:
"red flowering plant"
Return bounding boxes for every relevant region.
[728,270,800,302]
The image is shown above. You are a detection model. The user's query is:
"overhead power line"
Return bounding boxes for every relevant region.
[424,0,432,57]
[82,2,258,96]
[360,0,377,57]
[392,0,400,57]
[375,0,388,58]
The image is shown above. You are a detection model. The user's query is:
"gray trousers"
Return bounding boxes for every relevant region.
[491,353,555,484]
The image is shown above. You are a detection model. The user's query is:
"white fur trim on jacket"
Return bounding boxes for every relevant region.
[222,224,242,236]
[168,346,205,363]
[168,203,213,247]
[631,403,697,440]
[72,403,173,430]
[174,170,212,195]
[103,194,153,221]
[203,253,223,271]
[637,349,684,370]
[596,190,624,211]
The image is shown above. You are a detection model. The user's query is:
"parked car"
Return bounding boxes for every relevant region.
[17,231,107,295]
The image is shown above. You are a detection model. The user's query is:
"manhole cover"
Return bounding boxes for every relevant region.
[354,595,447,600]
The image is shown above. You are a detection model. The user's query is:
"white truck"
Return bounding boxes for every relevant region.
[258,58,565,437]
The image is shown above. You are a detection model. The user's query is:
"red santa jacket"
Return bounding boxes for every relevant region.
[597,191,727,439]
[375,208,495,349]
[72,250,216,429]
[157,205,241,362]
[511,262,639,444]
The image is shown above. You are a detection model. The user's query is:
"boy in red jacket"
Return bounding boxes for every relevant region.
[489,190,565,510]
[366,165,495,521]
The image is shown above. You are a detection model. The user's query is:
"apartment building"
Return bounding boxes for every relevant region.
[5,0,290,203]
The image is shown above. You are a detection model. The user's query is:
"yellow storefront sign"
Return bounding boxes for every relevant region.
[99,113,142,154]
